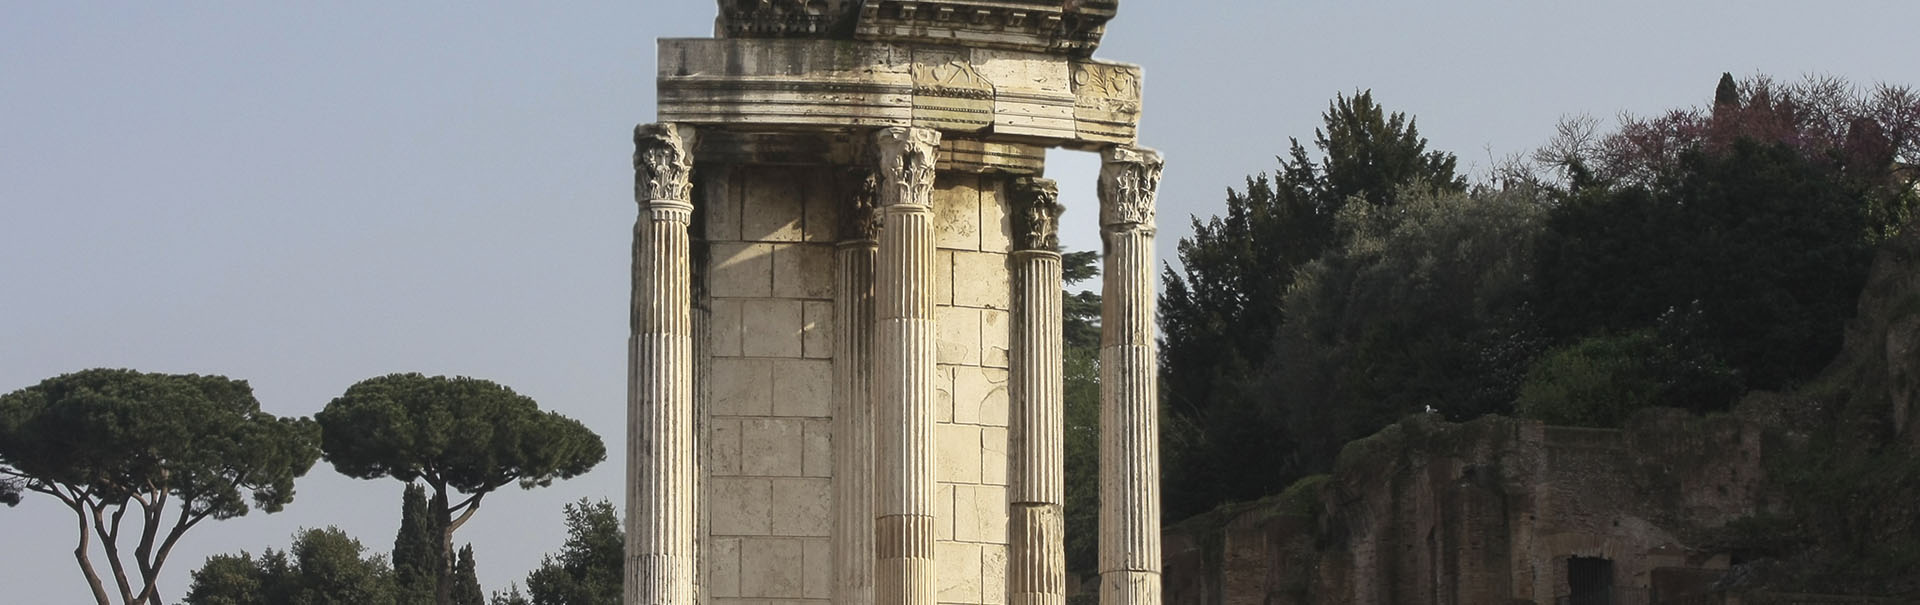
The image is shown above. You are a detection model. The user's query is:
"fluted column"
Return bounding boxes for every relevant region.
[1096,146,1164,605]
[1010,178,1067,605]
[835,168,881,605]
[872,126,941,605]
[627,123,698,605]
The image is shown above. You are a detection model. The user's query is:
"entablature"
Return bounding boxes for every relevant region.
[657,38,1140,151]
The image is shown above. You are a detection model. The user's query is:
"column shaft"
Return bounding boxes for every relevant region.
[835,169,880,605]
[872,127,941,605]
[1010,178,1066,605]
[628,123,697,605]
[1096,146,1164,605]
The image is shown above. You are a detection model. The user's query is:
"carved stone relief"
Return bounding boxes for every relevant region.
[1098,146,1162,229]
[635,123,695,203]
[873,127,941,208]
[1011,177,1062,252]
[717,0,856,38]
[841,166,882,241]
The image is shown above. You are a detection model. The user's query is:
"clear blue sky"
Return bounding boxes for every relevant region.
[5,2,1919,602]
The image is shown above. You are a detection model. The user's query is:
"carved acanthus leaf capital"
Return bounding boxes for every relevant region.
[841,166,882,242]
[873,127,941,209]
[1011,177,1062,252]
[1098,145,1162,229]
[635,123,696,204]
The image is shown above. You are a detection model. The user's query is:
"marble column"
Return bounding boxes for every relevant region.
[1096,146,1164,605]
[872,126,941,605]
[1009,178,1066,605]
[627,123,698,605]
[835,168,881,605]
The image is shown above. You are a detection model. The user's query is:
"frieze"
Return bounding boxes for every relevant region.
[1073,63,1142,106]
[657,39,1139,147]
[912,60,996,101]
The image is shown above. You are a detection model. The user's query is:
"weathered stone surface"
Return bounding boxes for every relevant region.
[741,537,805,597]
[711,358,772,416]
[938,423,983,484]
[709,537,742,598]
[658,39,1141,148]
[853,0,1118,57]
[937,306,983,365]
[644,4,1156,603]
[709,242,775,298]
[1098,145,1162,605]
[873,126,943,605]
[953,251,1011,310]
[711,477,773,535]
[629,122,699,605]
[772,359,833,417]
[801,299,833,358]
[773,243,836,299]
[742,418,804,476]
[1162,414,1782,605]
[770,478,832,536]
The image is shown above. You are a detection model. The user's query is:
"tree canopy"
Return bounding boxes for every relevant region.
[1159,91,1466,520]
[316,373,605,605]
[522,498,622,605]
[1158,74,1917,525]
[183,526,399,605]
[0,368,319,605]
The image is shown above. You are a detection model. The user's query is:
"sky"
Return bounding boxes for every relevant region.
[5,2,1920,602]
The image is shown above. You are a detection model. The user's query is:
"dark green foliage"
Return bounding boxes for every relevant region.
[523,499,622,605]
[317,373,606,605]
[316,374,606,493]
[1160,91,1465,521]
[394,483,441,605]
[452,545,484,605]
[1516,327,1740,428]
[1059,250,1100,578]
[1714,72,1741,109]
[183,527,398,605]
[1060,250,1101,350]
[1514,332,1663,428]
[1261,186,1549,481]
[184,554,264,605]
[0,369,320,605]
[1534,139,1874,394]
[490,585,532,605]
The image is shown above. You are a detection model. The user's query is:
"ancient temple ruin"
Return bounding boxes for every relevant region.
[627,2,1161,604]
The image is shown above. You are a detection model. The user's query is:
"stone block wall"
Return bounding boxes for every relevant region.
[1161,414,1775,605]
[702,165,840,603]
[697,165,1015,605]
[930,172,1014,605]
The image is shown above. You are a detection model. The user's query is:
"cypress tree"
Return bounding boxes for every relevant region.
[453,545,485,605]
[1713,72,1740,109]
[393,483,441,605]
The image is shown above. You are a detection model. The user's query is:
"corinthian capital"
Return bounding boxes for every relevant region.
[635,123,696,203]
[1011,177,1062,252]
[1097,146,1163,229]
[841,166,882,242]
[873,127,941,209]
